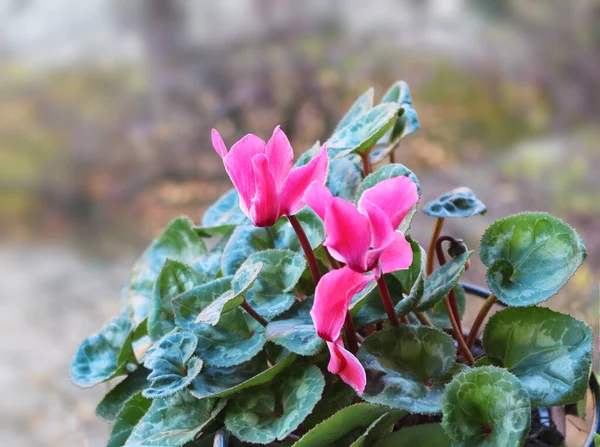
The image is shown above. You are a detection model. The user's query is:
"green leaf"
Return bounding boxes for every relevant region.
[70,316,135,388]
[192,228,235,278]
[373,423,450,447]
[143,332,203,399]
[417,251,472,311]
[424,187,487,218]
[482,307,593,406]
[96,367,150,423]
[125,217,207,322]
[393,236,426,317]
[358,325,456,413]
[195,261,262,326]
[265,299,324,356]
[479,212,587,306]
[427,285,466,328]
[148,260,209,341]
[107,393,151,447]
[441,366,531,447]
[349,411,407,447]
[271,208,325,253]
[327,156,363,201]
[356,163,420,232]
[225,364,325,444]
[191,351,296,399]
[199,188,249,234]
[328,103,401,155]
[351,275,405,328]
[172,277,233,332]
[293,403,390,447]
[243,250,306,319]
[193,308,266,367]
[126,391,226,446]
[302,377,356,430]
[334,88,374,133]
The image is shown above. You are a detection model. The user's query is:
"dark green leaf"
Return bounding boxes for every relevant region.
[417,251,472,311]
[334,88,374,133]
[441,366,531,447]
[225,364,325,444]
[427,285,466,328]
[302,377,356,430]
[373,423,450,447]
[96,367,150,423]
[126,391,226,446]
[424,187,487,218]
[70,316,135,388]
[349,411,407,447]
[191,351,296,399]
[265,299,324,356]
[351,275,405,328]
[480,212,587,306]
[358,325,456,413]
[483,307,593,406]
[125,217,207,322]
[148,260,209,341]
[107,393,151,447]
[143,332,203,399]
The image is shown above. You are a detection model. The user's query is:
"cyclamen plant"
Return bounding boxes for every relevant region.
[71,81,594,447]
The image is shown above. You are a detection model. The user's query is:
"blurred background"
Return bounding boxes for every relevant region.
[0,0,598,445]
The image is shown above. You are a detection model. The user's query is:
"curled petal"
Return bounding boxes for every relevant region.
[378,231,413,275]
[249,153,280,227]
[358,176,418,229]
[223,134,265,216]
[324,198,371,272]
[264,126,294,190]
[310,267,371,342]
[327,339,366,394]
[211,129,228,159]
[304,181,334,221]
[280,143,329,216]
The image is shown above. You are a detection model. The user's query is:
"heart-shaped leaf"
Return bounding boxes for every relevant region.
[242,249,306,319]
[427,285,466,328]
[356,163,420,233]
[441,366,531,447]
[96,367,150,423]
[424,187,487,218]
[143,332,203,399]
[327,156,364,201]
[107,393,151,447]
[190,351,296,399]
[350,411,407,447]
[196,189,250,237]
[191,228,234,278]
[225,364,325,444]
[126,391,226,446]
[70,316,135,388]
[125,217,207,322]
[265,299,324,356]
[480,212,586,306]
[172,277,233,331]
[302,377,356,430]
[417,251,472,311]
[328,103,401,155]
[373,423,450,447]
[334,88,374,133]
[293,403,390,447]
[358,325,456,413]
[483,307,593,406]
[148,260,209,341]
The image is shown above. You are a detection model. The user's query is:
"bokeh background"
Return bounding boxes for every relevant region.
[1,1,598,446]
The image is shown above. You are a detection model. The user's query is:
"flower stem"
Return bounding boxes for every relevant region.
[376,275,400,327]
[287,215,321,285]
[413,311,433,326]
[426,217,444,276]
[444,297,474,365]
[360,152,372,176]
[466,293,497,350]
[389,149,396,164]
[344,311,359,354]
[241,299,268,327]
[435,236,463,336]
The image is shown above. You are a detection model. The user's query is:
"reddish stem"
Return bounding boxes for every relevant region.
[376,275,400,327]
[241,299,268,327]
[287,215,321,285]
[426,218,444,276]
[435,237,463,335]
[344,311,359,354]
[360,152,372,176]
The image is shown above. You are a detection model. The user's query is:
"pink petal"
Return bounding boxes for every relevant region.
[280,143,329,216]
[264,126,294,190]
[357,177,418,229]
[304,181,333,221]
[223,134,265,216]
[310,267,371,342]
[379,231,413,275]
[327,339,366,394]
[211,129,228,159]
[324,198,371,272]
[249,153,280,227]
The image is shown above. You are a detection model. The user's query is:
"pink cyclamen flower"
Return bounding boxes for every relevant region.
[305,176,418,277]
[310,267,372,393]
[211,126,328,227]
